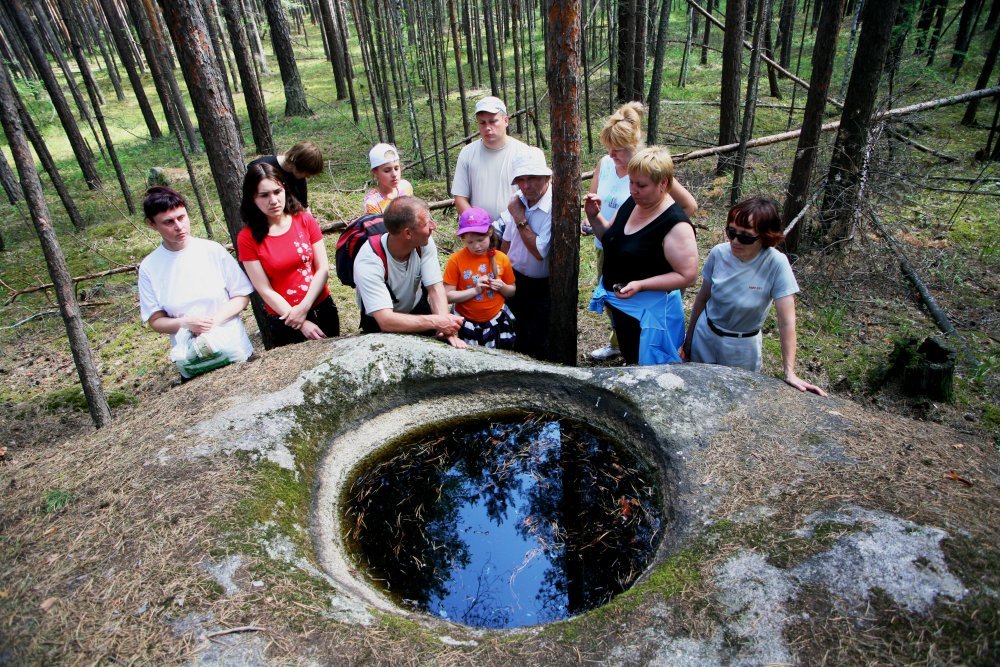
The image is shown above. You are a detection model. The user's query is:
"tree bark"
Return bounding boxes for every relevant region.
[242,0,269,75]
[261,0,313,116]
[80,0,126,100]
[447,0,471,137]
[0,62,111,428]
[782,0,845,253]
[777,0,795,67]
[951,0,983,68]
[647,0,673,142]
[546,0,581,365]
[962,21,1000,124]
[317,0,349,100]
[97,0,164,139]
[632,0,648,101]
[926,0,948,66]
[820,0,903,245]
[57,0,135,214]
[616,0,637,101]
[701,0,715,65]
[219,0,274,154]
[731,0,774,204]
[7,0,103,189]
[0,149,23,204]
[717,0,746,173]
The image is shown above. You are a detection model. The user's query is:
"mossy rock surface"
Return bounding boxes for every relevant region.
[1,336,996,665]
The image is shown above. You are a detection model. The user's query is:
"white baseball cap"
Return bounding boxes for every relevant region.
[475,96,507,115]
[369,143,400,169]
[510,147,552,183]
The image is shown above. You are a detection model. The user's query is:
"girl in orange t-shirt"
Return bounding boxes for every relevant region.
[443,207,517,349]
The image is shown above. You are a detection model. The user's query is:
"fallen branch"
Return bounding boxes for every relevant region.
[867,210,959,340]
[203,626,265,640]
[1,301,110,329]
[887,129,958,162]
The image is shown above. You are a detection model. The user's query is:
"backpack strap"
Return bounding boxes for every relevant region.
[367,234,398,304]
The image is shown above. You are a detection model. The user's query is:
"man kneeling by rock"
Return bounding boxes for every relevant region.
[354,196,467,348]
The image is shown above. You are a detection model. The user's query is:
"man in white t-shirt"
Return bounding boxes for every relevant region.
[451,96,528,227]
[137,187,254,378]
[353,196,466,348]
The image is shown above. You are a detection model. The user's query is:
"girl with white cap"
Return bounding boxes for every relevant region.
[364,143,414,214]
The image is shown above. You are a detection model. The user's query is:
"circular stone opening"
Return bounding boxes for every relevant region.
[312,375,672,629]
[341,410,663,629]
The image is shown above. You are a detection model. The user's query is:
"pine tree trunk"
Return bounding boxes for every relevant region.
[783,0,846,253]
[0,149,23,204]
[447,0,471,136]
[731,0,773,204]
[963,21,1000,125]
[202,0,241,131]
[80,0,126,100]
[702,0,715,65]
[632,0,647,101]
[717,0,746,174]
[926,0,948,66]
[7,0,103,190]
[261,0,313,116]
[433,0,452,185]
[57,0,135,214]
[764,20,782,98]
[951,0,983,68]
[546,0,581,366]
[616,0,636,102]
[242,0,269,75]
[30,0,105,161]
[483,0,502,96]
[97,0,163,139]
[317,0,349,100]
[777,0,795,67]
[219,0,274,154]
[349,0,384,140]
[820,0,903,245]
[12,89,86,229]
[0,63,111,428]
[647,0,673,142]
[138,0,201,153]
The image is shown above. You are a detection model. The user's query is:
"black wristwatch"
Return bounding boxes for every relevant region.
[516,219,528,230]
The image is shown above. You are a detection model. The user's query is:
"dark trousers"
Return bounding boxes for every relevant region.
[266,295,340,347]
[359,291,432,334]
[607,304,641,365]
[508,270,549,360]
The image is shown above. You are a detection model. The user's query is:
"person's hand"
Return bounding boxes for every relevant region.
[282,303,309,329]
[583,193,602,219]
[300,320,327,340]
[430,313,464,337]
[182,315,214,334]
[483,277,505,291]
[679,340,691,362]
[507,196,527,221]
[615,281,642,299]
[785,372,828,397]
[445,334,468,350]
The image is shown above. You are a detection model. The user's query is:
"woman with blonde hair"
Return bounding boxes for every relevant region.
[585,146,699,365]
[585,102,697,360]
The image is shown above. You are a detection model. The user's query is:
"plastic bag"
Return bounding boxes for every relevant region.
[169,326,244,378]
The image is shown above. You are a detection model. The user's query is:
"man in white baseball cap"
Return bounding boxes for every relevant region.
[451,96,530,228]
[498,147,553,360]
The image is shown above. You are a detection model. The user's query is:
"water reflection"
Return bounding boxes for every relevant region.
[342,412,663,629]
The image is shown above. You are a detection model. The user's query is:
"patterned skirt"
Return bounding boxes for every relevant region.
[457,303,517,349]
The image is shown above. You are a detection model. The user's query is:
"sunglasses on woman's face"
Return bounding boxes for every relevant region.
[726,226,760,245]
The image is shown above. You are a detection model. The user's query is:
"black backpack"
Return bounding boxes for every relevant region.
[335,213,387,287]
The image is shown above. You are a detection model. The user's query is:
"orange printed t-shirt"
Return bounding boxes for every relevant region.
[443,247,515,322]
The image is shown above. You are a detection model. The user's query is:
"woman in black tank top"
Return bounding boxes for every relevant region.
[584,147,699,364]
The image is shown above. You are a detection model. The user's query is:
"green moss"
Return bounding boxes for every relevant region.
[42,386,138,412]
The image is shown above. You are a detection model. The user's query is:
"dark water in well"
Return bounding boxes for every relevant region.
[342,412,663,629]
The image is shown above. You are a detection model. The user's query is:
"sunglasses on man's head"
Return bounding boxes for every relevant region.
[726,226,760,245]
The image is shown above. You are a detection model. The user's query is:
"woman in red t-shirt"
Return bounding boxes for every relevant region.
[237,162,339,346]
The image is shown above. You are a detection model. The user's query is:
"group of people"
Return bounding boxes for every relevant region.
[136,96,825,396]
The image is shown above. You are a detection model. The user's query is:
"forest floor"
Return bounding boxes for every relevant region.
[0,11,998,664]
